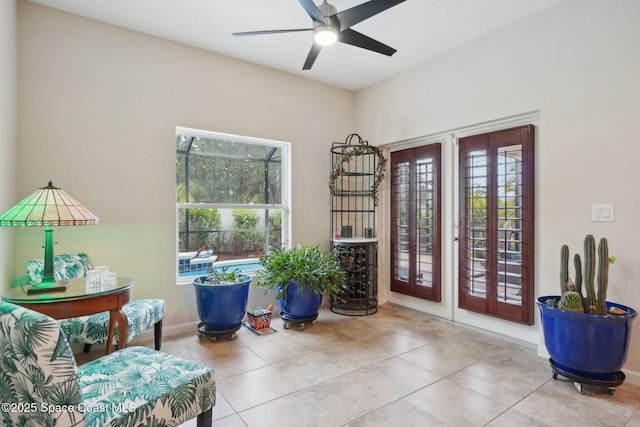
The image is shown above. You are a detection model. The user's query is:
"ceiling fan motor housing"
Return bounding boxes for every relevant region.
[314,2,339,31]
[318,1,338,21]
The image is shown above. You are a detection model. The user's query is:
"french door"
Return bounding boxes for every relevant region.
[390,144,441,301]
[458,125,534,324]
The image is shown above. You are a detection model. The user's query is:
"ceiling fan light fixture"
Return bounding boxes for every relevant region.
[314,25,338,46]
[232,0,406,70]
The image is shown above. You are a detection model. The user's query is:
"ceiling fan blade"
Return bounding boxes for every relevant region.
[335,0,406,29]
[233,28,312,37]
[298,0,328,24]
[303,43,323,70]
[338,28,396,56]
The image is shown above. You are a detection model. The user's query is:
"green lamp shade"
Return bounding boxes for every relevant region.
[0,181,98,294]
[0,181,98,227]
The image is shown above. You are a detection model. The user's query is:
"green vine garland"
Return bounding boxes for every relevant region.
[329,135,387,206]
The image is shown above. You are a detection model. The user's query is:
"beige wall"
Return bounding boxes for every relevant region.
[9,0,640,379]
[357,0,640,376]
[15,1,354,334]
[0,0,17,286]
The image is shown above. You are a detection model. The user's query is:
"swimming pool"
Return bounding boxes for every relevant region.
[178,260,263,278]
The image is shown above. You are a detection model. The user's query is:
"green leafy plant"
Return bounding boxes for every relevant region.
[197,266,246,285]
[256,244,344,300]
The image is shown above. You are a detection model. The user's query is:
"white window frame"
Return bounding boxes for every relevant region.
[175,126,291,284]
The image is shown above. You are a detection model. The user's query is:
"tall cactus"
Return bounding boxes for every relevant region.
[596,237,609,315]
[557,235,613,315]
[574,253,583,297]
[560,245,569,295]
[583,234,597,314]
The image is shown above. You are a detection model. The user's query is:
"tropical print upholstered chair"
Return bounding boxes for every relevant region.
[61,299,165,351]
[0,301,215,427]
[27,253,165,351]
[26,252,93,284]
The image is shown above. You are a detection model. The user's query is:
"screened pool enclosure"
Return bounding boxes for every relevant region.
[176,129,289,274]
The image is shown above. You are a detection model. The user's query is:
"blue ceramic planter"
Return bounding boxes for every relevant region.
[537,296,637,380]
[279,281,323,320]
[193,275,251,331]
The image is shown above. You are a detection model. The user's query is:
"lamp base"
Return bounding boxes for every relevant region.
[27,279,69,295]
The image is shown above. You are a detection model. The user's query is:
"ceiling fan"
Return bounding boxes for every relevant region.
[232,0,407,70]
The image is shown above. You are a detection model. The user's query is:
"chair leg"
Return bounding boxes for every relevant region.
[196,408,212,427]
[154,319,163,350]
[83,344,92,353]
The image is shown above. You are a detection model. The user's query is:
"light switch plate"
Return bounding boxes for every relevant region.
[592,204,614,222]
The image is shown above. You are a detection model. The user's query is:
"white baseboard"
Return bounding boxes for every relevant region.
[70,321,200,353]
[129,321,199,344]
[536,344,550,359]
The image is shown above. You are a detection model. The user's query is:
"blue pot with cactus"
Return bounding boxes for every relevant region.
[538,235,637,387]
[537,297,636,379]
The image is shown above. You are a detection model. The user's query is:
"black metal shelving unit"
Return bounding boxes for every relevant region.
[329,134,384,316]
[331,238,378,315]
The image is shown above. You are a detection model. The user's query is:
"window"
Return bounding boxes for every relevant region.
[390,143,442,301]
[175,128,290,282]
[458,125,534,324]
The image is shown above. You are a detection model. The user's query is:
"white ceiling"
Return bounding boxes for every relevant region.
[27,0,563,91]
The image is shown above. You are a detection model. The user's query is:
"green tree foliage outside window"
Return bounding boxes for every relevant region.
[268,210,283,249]
[232,208,261,253]
[182,208,222,250]
[176,141,282,205]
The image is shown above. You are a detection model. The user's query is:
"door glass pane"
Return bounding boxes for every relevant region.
[393,161,410,282]
[415,158,434,288]
[496,144,523,305]
[463,149,488,299]
[458,125,534,324]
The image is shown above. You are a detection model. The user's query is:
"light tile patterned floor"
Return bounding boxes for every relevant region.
[77,304,640,427]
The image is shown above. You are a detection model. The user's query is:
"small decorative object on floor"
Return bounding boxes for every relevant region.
[242,321,277,336]
[247,305,273,330]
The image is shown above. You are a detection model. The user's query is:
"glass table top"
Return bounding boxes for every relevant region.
[2,276,135,304]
